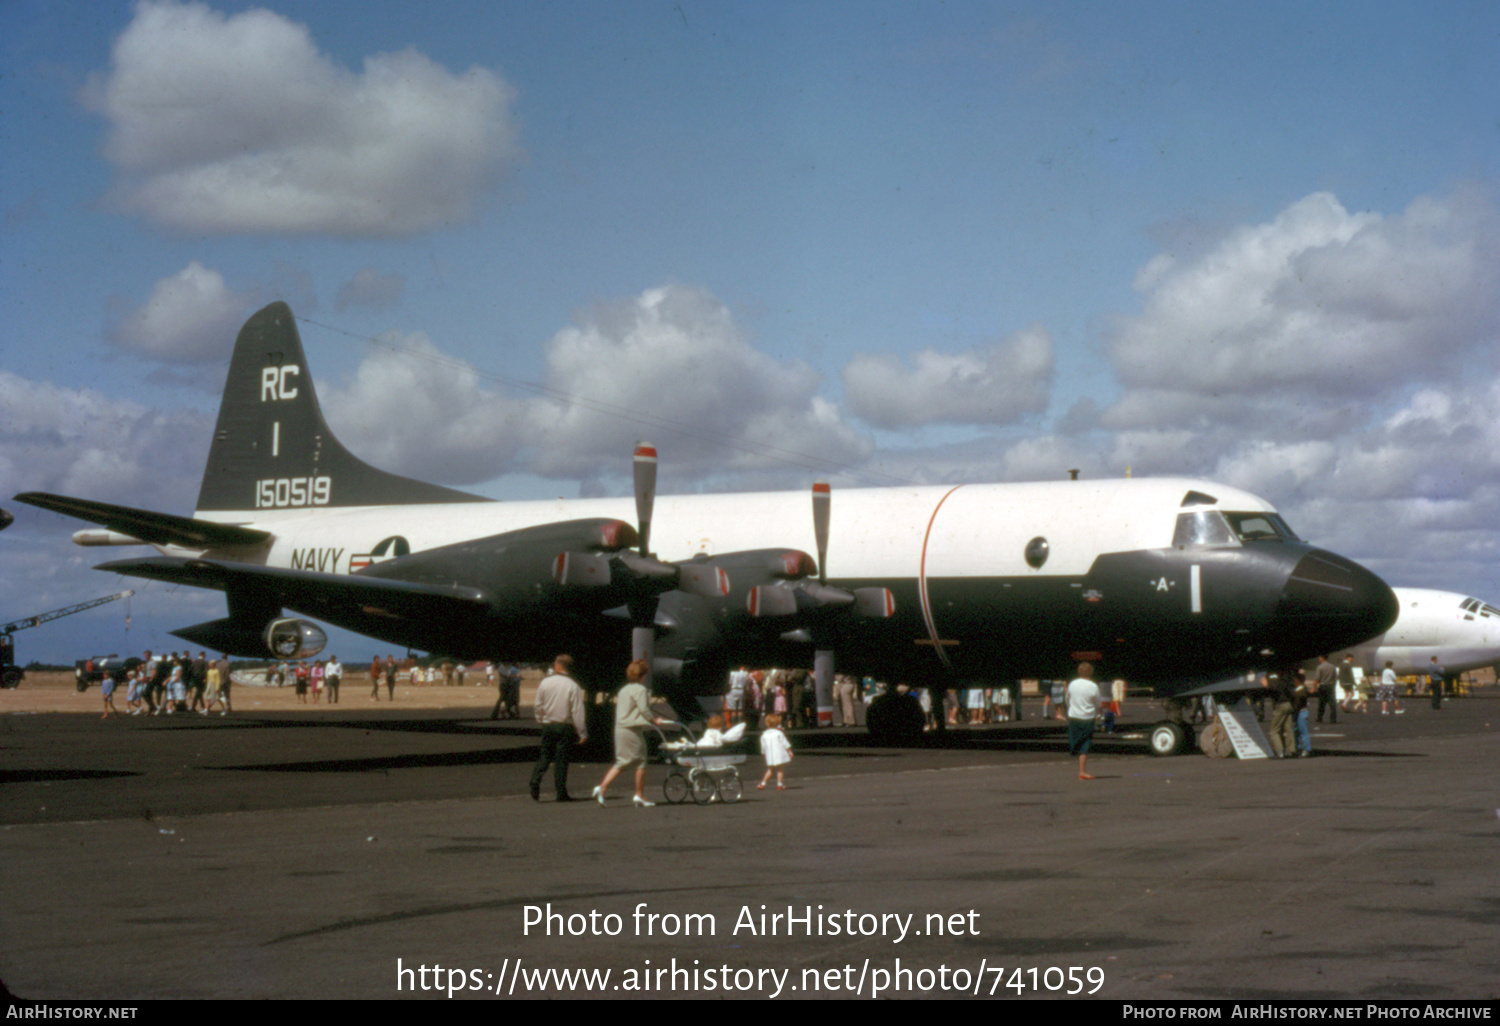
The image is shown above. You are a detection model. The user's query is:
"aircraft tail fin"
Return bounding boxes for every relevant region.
[197,303,489,513]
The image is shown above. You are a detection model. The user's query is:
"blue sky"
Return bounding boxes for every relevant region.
[2,1,1497,663]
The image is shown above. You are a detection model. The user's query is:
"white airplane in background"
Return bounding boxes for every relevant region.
[1341,588,1500,675]
[16,302,1400,749]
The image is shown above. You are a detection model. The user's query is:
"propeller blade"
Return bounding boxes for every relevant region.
[634,441,657,557]
[812,479,830,586]
[814,648,835,727]
[633,627,655,689]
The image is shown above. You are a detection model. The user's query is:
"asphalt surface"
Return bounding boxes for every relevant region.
[2,693,1497,1000]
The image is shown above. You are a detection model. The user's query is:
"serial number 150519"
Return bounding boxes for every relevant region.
[256,476,332,508]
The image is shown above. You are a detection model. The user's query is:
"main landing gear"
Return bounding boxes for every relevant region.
[1147,719,1197,757]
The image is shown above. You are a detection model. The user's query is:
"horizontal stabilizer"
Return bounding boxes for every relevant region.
[96,556,493,625]
[16,492,270,549]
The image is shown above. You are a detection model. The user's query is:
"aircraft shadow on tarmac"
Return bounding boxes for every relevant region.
[200,716,1152,776]
[215,744,542,774]
[0,768,141,783]
[178,714,1425,775]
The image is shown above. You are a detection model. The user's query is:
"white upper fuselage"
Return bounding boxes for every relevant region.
[186,477,1279,583]
[1344,587,1500,675]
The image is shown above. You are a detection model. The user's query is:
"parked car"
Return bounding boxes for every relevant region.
[74,654,143,692]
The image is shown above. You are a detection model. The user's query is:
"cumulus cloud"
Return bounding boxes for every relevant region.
[83,0,520,237]
[107,261,251,362]
[842,325,1054,429]
[0,370,210,512]
[336,269,404,312]
[320,283,872,489]
[318,332,531,486]
[531,285,871,480]
[829,190,1490,604]
[1105,189,1500,431]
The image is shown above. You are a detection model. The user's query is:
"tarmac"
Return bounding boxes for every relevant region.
[1,679,1497,1001]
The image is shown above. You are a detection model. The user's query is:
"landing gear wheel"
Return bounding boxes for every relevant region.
[662,772,689,804]
[718,772,743,804]
[691,772,717,805]
[1,668,22,689]
[1148,721,1187,757]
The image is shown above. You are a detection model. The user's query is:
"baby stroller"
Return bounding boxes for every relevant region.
[653,720,747,804]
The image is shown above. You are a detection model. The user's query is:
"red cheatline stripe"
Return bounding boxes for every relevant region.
[918,485,965,670]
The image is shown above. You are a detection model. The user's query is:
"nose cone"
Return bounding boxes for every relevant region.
[1273,549,1399,657]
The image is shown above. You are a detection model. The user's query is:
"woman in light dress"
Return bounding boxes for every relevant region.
[593,659,665,807]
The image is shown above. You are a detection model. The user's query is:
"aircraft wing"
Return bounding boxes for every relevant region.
[15,492,271,549]
[95,556,493,623]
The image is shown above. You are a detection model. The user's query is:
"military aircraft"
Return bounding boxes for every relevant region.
[1341,588,1500,675]
[16,303,1399,744]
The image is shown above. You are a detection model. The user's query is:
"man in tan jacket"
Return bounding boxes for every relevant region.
[529,655,588,802]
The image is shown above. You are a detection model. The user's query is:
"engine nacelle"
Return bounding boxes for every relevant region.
[265,619,327,659]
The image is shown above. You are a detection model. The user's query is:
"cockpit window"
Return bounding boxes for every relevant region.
[1173,510,1238,548]
[1467,597,1499,618]
[1222,512,1300,543]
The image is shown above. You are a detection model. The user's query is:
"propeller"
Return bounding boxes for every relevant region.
[739,480,895,725]
[810,480,836,725]
[743,481,895,622]
[634,442,656,558]
[629,441,658,686]
[812,479,830,586]
[549,442,730,691]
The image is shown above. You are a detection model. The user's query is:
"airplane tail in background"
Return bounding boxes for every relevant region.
[196,302,490,514]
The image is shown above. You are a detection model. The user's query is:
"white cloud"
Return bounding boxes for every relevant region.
[84,0,520,237]
[842,324,1053,429]
[0,371,210,512]
[108,261,251,362]
[320,283,872,488]
[1064,188,1500,603]
[336,269,404,312]
[531,285,871,480]
[1106,189,1500,424]
[318,332,530,486]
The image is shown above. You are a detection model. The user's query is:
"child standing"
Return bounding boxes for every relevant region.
[757,713,793,790]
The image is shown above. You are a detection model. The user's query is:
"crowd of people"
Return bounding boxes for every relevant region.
[529,654,798,806]
[1256,653,1460,758]
[96,649,232,718]
[90,644,1471,791]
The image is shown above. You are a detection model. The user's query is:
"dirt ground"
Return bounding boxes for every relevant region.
[0,668,539,715]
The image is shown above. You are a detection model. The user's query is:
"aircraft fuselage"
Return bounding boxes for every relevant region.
[177,477,1396,693]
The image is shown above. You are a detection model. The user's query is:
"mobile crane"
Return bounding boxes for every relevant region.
[1,591,134,688]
